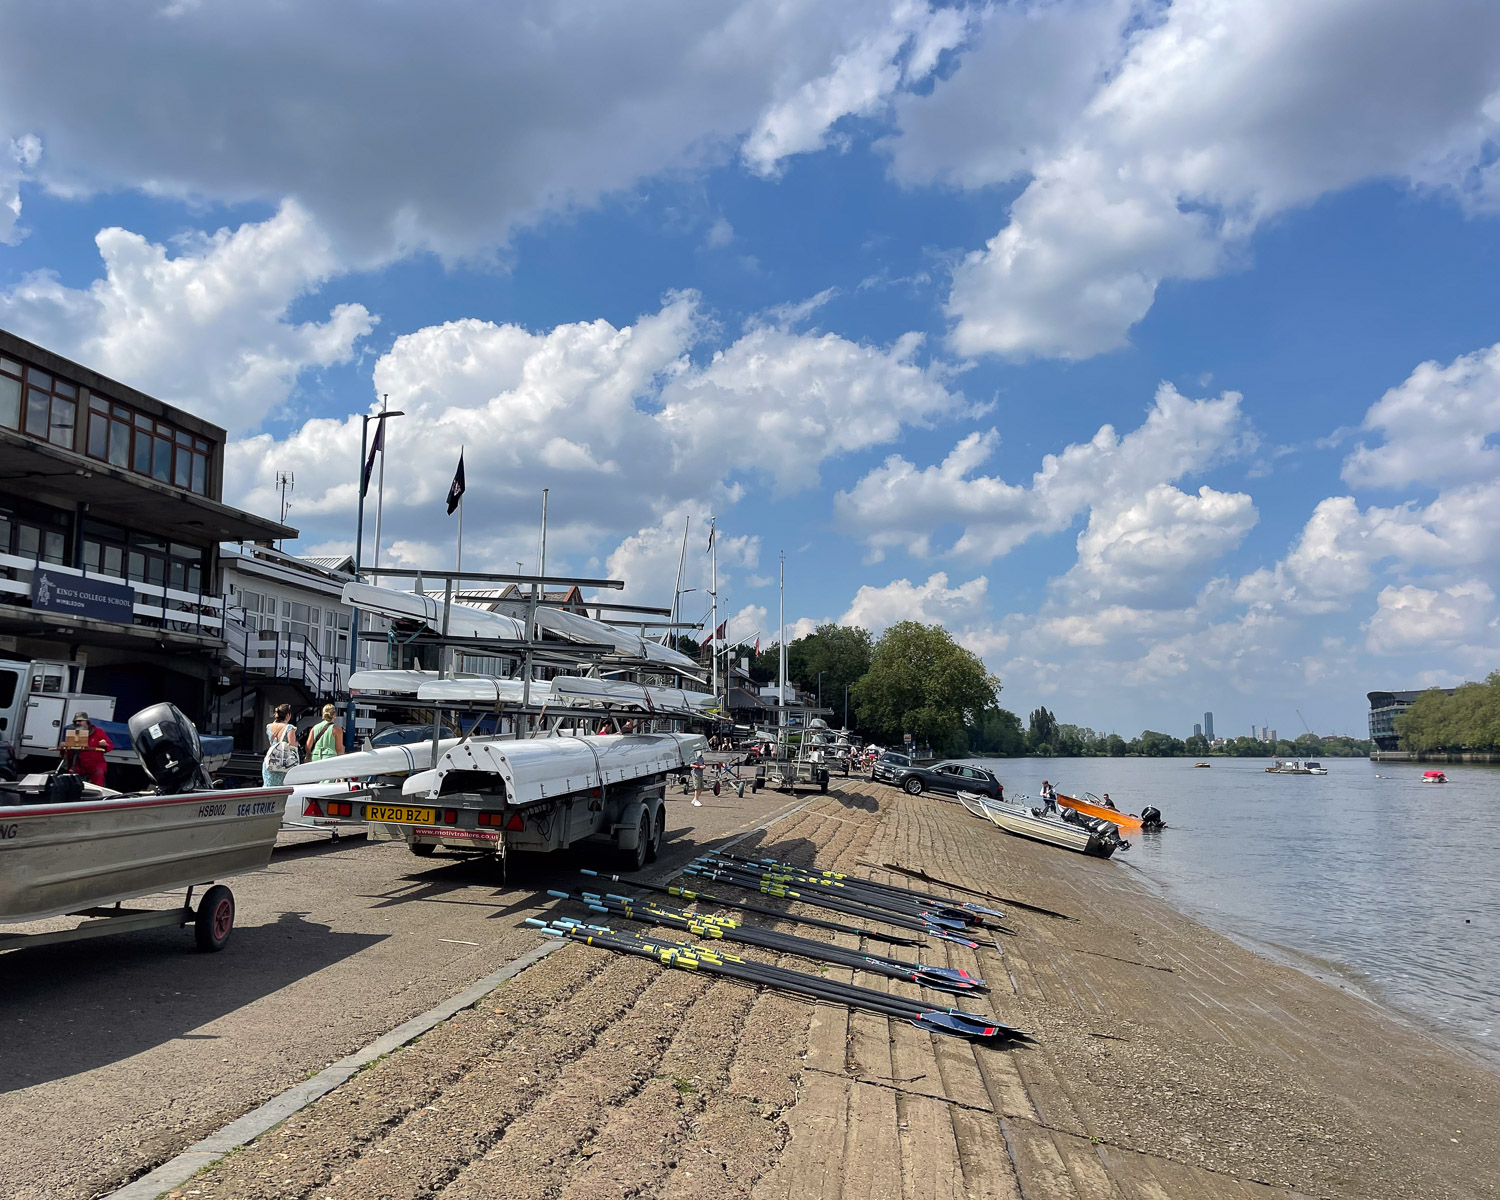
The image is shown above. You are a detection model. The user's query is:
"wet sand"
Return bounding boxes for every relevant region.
[115,780,1500,1199]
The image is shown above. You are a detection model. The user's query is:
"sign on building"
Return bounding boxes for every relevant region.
[31,568,136,624]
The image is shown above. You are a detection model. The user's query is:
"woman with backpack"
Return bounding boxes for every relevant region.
[305,703,346,761]
[263,703,299,786]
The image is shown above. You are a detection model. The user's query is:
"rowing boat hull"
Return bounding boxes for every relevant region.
[0,788,289,923]
[1056,793,1142,833]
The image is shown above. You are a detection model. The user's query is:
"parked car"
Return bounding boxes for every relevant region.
[886,760,1002,799]
[870,750,912,783]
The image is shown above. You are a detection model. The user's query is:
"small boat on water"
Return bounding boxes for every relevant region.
[1193,761,1211,768]
[1265,758,1326,775]
[1055,791,1164,833]
[0,703,286,951]
[958,793,1124,858]
[1423,770,1447,784]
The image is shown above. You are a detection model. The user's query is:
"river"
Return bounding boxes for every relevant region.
[967,754,1500,1064]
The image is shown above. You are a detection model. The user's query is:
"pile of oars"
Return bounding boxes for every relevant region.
[525,916,1028,1044]
[548,886,984,992]
[710,851,1005,924]
[684,856,996,945]
[579,868,926,946]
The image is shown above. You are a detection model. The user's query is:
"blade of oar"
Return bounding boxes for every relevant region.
[858,859,1078,923]
[557,889,985,992]
[578,869,925,946]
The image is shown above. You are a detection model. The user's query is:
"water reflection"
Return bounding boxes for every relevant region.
[970,755,1500,1061]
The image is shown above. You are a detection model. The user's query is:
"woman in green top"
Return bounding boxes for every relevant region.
[305,703,346,761]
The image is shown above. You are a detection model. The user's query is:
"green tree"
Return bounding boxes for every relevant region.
[852,621,1000,757]
[967,706,1027,756]
[1027,707,1058,755]
[1104,733,1128,757]
[1135,729,1186,757]
[786,624,873,714]
[1184,733,1209,756]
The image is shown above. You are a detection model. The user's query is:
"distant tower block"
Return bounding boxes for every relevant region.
[1203,711,1214,740]
[1193,723,1202,737]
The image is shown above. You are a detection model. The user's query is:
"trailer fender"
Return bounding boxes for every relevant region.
[612,799,650,849]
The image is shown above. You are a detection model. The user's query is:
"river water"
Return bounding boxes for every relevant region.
[969,755,1500,1064]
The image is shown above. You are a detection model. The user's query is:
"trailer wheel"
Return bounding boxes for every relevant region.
[647,805,666,862]
[194,885,235,953]
[619,811,650,872]
[410,841,437,857]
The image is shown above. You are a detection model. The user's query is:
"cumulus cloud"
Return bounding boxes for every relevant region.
[1366,580,1497,654]
[0,0,964,265]
[1342,341,1500,489]
[905,0,1500,359]
[1,132,42,244]
[836,383,1254,562]
[839,571,988,633]
[0,202,373,431]
[227,292,959,580]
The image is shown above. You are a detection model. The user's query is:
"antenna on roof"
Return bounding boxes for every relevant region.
[276,471,294,549]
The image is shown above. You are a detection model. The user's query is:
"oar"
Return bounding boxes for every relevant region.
[528,919,1025,1043]
[579,869,925,947]
[856,860,1078,923]
[553,889,984,992]
[721,852,1006,919]
[696,853,985,922]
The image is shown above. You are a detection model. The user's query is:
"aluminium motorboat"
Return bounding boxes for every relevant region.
[0,703,287,951]
[958,792,1123,858]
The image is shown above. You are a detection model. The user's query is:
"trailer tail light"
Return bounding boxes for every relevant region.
[442,809,458,825]
[477,812,497,827]
[302,799,323,817]
[505,814,525,831]
[326,800,353,817]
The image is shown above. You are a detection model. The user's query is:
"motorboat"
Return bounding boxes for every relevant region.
[1055,791,1166,833]
[1193,761,1211,768]
[1265,758,1320,775]
[0,703,287,952]
[958,793,1123,858]
[1422,770,1447,784]
[1305,761,1328,775]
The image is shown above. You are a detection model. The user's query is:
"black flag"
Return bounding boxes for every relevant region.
[361,419,384,496]
[446,450,466,515]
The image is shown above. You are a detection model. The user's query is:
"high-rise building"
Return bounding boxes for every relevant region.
[1203,711,1214,740]
[1192,723,1202,737]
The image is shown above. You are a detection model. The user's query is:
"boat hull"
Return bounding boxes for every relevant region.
[960,795,1117,858]
[1056,793,1142,833]
[0,788,289,924]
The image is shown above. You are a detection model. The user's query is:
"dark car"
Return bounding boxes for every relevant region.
[887,760,1002,799]
[870,750,912,783]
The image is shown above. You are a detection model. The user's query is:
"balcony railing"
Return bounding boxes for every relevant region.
[0,550,224,635]
[221,616,344,696]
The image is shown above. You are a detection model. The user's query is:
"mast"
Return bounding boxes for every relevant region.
[709,517,718,704]
[538,487,549,578]
[372,393,388,572]
[778,551,786,732]
[667,515,689,645]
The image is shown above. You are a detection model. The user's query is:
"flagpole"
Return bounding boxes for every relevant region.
[709,517,718,707]
[372,393,388,572]
[667,516,689,645]
[538,487,549,578]
[778,551,786,734]
[455,446,465,578]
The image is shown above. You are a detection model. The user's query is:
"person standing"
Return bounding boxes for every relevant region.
[61,712,113,787]
[305,703,346,761]
[1040,779,1057,813]
[263,703,299,786]
[690,745,706,804]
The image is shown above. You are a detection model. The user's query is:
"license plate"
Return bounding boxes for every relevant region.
[367,805,436,824]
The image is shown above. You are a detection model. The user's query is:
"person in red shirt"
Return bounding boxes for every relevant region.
[62,712,113,787]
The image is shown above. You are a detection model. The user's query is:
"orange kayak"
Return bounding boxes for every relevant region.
[1056,793,1143,833]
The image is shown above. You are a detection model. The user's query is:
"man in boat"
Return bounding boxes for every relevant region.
[60,712,113,787]
[1040,780,1057,813]
[1102,793,1117,809]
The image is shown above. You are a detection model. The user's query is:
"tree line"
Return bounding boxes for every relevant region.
[1396,673,1500,752]
[730,623,1369,758]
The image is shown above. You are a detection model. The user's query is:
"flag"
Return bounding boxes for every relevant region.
[754,637,760,655]
[705,522,715,554]
[361,419,384,496]
[713,619,727,642]
[446,450,466,515]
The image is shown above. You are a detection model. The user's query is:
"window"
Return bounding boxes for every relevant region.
[12,366,81,449]
[324,610,350,658]
[0,359,20,429]
[76,391,215,495]
[282,599,320,645]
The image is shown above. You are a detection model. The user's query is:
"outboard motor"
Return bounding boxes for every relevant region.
[128,703,214,794]
[1139,805,1165,830]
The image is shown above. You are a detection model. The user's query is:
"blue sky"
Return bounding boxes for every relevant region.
[3,0,1500,740]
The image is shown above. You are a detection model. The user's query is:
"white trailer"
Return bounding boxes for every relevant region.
[0,658,115,774]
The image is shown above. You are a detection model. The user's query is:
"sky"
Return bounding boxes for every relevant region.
[3,0,1500,740]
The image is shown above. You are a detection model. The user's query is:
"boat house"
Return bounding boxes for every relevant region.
[0,327,293,729]
[1367,687,1457,752]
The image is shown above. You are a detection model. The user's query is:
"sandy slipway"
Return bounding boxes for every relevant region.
[11,781,1500,1200]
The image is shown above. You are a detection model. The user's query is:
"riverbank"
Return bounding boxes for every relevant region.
[160,779,1498,1200]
